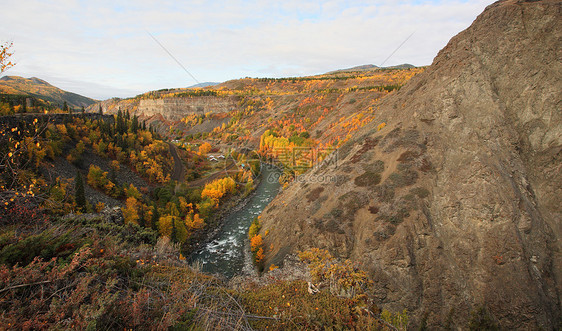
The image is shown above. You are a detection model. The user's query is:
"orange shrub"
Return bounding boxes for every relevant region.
[198,142,212,155]
[250,234,263,252]
[201,177,236,203]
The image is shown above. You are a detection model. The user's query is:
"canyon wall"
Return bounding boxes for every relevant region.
[259,0,561,329]
[137,96,239,121]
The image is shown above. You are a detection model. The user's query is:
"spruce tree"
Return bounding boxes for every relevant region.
[132,115,139,133]
[75,171,86,212]
[116,108,126,134]
[151,203,159,231]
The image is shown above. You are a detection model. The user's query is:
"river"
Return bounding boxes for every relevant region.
[190,164,281,278]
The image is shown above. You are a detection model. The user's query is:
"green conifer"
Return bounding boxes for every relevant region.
[75,171,86,212]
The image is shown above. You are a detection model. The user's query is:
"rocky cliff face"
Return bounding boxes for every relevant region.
[138,96,239,121]
[259,0,561,328]
[88,95,239,123]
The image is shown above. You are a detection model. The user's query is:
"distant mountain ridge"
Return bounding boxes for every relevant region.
[328,63,415,74]
[0,76,97,108]
[188,82,221,88]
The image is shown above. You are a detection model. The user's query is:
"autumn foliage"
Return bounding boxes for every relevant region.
[201,177,236,203]
[298,248,372,300]
[198,142,212,155]
[0,41,14,73]
[248,217,265,267]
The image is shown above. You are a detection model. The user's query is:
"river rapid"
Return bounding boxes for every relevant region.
[190,164,281,278]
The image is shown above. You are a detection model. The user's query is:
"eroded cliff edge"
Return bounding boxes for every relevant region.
[259,0,561,328]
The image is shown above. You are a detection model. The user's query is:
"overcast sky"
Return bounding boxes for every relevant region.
[1,0,495,100]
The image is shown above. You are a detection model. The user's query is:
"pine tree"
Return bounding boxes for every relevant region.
[75,171,86,212]
[98,104,103,114]
[81,106,85,115]
[63,101,69,113]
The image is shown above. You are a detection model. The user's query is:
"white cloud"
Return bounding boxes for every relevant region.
[0,0,494,99]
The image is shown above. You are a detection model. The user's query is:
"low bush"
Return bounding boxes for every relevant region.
[305,186,325,202]
[354,171,381,187]
[238,280,382,330]
[388,169,418,188]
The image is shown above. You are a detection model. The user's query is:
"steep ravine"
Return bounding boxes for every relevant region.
[258,0,561,329]
[190,165,281,278]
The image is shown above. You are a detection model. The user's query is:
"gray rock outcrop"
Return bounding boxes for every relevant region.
[138,96,238,121]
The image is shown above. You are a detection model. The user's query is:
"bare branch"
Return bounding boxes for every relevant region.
[0,280,52,294]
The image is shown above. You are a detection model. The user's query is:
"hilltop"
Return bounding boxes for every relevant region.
[188,82,221,88]
[0,76,97,109]
[88,66,422,156]
[327,63,415,74]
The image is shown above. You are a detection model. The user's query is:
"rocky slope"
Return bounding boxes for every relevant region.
[87,68,422,148]
[259,0,561,329]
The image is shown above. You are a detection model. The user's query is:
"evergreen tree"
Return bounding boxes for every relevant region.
[151,203,159,231]
[110,167,118,187]
[171,218,177,242]
[81,106,85,115]
[115,134,122,149]
[138,206,145,227]
[101,119,113,136]
[74,171,86,212]
[98,104,103,115]
[131,115,139,133]
[116,108,127,134]
[63,101,69,113]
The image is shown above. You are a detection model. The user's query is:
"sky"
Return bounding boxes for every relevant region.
[1,0,495,100]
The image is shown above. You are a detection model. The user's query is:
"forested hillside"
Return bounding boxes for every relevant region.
[0,76,97,111]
